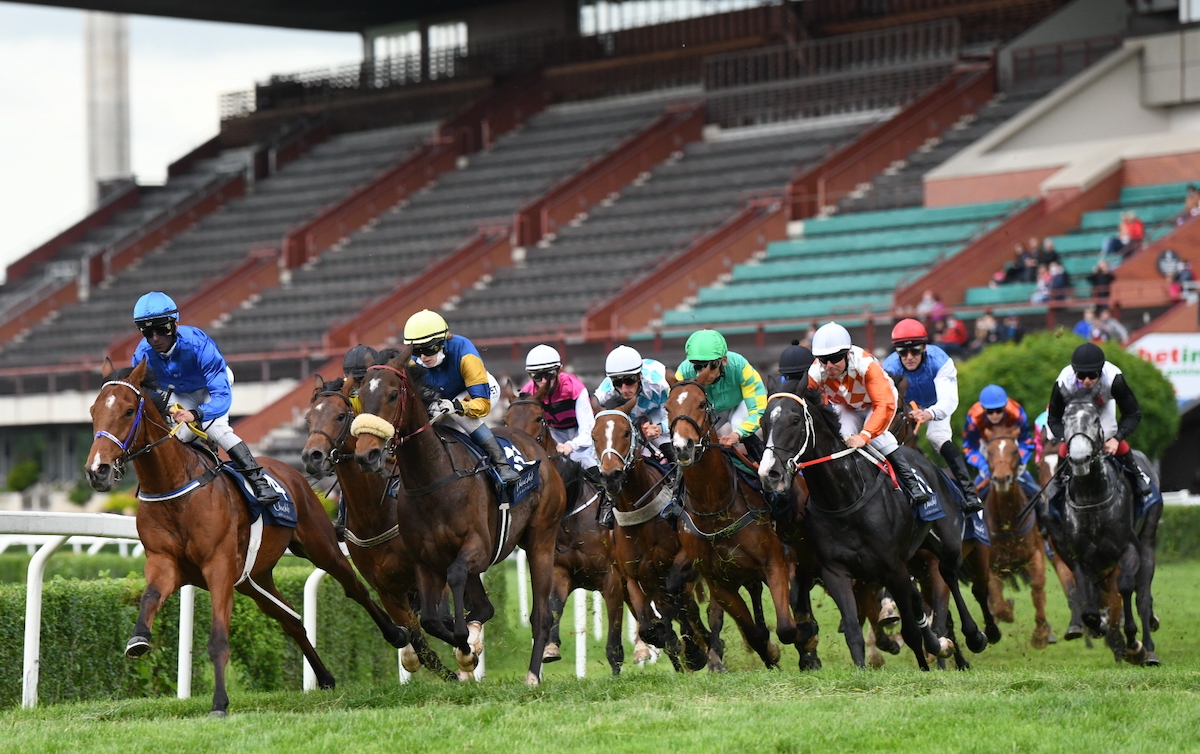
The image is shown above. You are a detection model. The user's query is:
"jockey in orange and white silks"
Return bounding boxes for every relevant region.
[804,321,930,504]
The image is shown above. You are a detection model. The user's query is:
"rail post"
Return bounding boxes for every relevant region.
[23,536,67,708]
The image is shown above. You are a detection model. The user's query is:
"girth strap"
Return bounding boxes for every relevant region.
[344,524,401,549]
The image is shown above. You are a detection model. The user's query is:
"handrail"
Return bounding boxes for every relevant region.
[514,104,704,247]
[893,165,1124,308]
[786,63,994,220]
[1005,34,1121,90]
[583,198,786,339]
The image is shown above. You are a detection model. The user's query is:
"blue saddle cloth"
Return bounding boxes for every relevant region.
[223,466,298,528]
[908,469,946,523]
[439,426,541,508]
[932,468,990,544]
[1048,457,1163,522]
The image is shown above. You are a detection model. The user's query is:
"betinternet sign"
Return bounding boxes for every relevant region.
[1130,333,1200,405]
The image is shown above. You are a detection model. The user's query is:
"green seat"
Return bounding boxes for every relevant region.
[964,283,1037,306]
[800,199,1023,236]
[1079,203,1181,231]
[768,221,993,258]
[666,293,893,326]
[1119,181,1194,206]
[735,246,945,281]
[701,270,903,304]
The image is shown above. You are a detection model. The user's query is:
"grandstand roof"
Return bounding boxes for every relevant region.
[10,0,502,32]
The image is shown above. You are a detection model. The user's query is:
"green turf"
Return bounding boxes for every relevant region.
[2,558,1198,753]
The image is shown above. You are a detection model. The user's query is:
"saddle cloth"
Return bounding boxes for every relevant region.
[930,467,991,545]
[1048,456,1163,521]
[439,426,541,509]
[223,466,298,528]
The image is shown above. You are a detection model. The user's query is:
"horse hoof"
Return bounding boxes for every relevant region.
[985,624,1003,645]
[390,625,411,649]
[1082,611,1102,633]
[997,598,1016,624]
[209,710,227,718]
[1151,614,1160,632]
[707,659,728,674]
[877,634,903,655]
[878,597,900,627]
[1030,631,1048,650]
[633,644,652,664]
[1046,629,1058,645]
[937,638,956,659]
[1143,651,1161,667]
[454,648,479,673]
[799,652,822,671]
[524,671,540,687]
[400,645,422,673]
[966,631,988,654]
[1064,623,1083,641]
[125,636,151,659]
[543,643,562,663]
[766,642,782,667]
[867,649,885,669]
[1125,641,1147,666]
[456,670,473,682]
[467,621,484,657]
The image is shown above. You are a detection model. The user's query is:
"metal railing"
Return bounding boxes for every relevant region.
[1005,35,1121,90]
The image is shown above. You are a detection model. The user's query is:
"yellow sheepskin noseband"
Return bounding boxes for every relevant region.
[351,413,396,440]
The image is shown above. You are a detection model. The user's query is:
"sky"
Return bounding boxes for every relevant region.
[0,1,360,283]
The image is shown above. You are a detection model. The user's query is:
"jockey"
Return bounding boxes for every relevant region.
[131,291,279,505]
[520,344,599,473]
[674,329,768,461]
[342,343,377,413]
[402,309,518,484]
[882,318,983,513]
[962,384,1040,501]
[1046,342,1154,502]
[806,321,930,504]
[778,339,815,383]
[593,344,672,528]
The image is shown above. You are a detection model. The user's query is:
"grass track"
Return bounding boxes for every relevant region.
[3,561,1199,753]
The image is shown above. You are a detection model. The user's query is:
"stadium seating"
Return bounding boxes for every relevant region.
[210,90,693,354]
[662,199,1024,328]
[0,123,434,367]
[961,181,1188,307]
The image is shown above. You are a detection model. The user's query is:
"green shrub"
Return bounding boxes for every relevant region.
[0,553,146,584]
[6,459,40,492]
[955,331,1180,459]
[67,479,94,506]
[101,493,138,515]
[1158,506,1200,562]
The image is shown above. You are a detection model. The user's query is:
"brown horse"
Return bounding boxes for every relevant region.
[302,374,488,681]
[981,429,1054,648]
[667,380,801,667]
[592,401,724,672]
[502,383,630,673]
[85,359,406,715]
[350,348,566,685]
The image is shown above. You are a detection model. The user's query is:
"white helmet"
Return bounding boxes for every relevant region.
[811,322,852,357]
[605,345,642,377]
[526,344,562,372]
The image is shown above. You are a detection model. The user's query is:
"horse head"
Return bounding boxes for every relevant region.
[984,429,1021,493]
[759,383,812,493]
[1062,399,1104,474]
[502,379,552,453]
[303,374,354,478]
[592,394,639,499]
[667,380,714,467]
[351,346,431,474]
[86,357,163,491]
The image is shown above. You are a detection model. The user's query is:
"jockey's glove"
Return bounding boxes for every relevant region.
[429,399,455,417]
[451,399,466,415]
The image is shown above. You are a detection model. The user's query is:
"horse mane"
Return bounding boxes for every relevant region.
[322,376,346,393]
[383,348,442,404]
[801,386,843,440]
[105,366,169,417]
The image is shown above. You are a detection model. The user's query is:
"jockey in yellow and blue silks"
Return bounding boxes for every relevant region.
[962,384,1041,502]
[402,309,518,484]
[131,291,279,504]
[674,329,768,460]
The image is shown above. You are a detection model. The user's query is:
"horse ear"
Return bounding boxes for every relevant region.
[619,394,638,415]
[766,374,780,394]
[129,357,148,385]
[312,373,325,393]
[101,357,114,378]
[389,347,410,368]
[502,379,518,403]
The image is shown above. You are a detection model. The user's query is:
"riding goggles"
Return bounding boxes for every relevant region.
[816,350,849,364]
[137,323,174,338]
[1075,370,1101,381]
[412,340,445,358]
[529,369,558,383]
[895,344,925,358]
[690,359,721,372]
[611,375,639,388]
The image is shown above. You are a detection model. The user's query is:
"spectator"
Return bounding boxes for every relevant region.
[1095,307,1129,345]
[915,290,938,321]
[1036,237,1060,267]
[1179,184,1200,225]
[1087,259,1116,303]
[997,314,1025,343]
[1103,211,1144,258]
[927,293,947,325]
[970,309,998,353]
[993,243,1033,286]
[937,315,969,357]
[1048,261,1072,301]
[1170,259,1196,302]
[1031,264,1051,303]
[1072,307,1098,340]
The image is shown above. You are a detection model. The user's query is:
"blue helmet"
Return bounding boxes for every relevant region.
[133,292,179,328]
[979,384,1008,410]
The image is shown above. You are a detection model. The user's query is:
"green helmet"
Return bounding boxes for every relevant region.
[685,329,728,361]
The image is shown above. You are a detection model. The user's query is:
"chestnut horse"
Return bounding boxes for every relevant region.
[302,374,488,680]
[592,401,724,672]
[667,380,803,668]
[351,348,566,685]
[502,384,630,673]
[85,360,407,715]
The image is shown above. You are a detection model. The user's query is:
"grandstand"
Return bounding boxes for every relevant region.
[3,0,1199,489]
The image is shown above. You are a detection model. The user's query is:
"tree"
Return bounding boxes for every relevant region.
[954,331,1179,460]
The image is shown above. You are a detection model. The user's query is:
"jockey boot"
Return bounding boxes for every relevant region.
[334,497,347,543]
[663,469,685,522]
[885,448,931,505]
[584,466,615,529]
[657,440,677,465]
[940,442,984,515]
[1116,451,1153,497]
[471,427,520,485]
[741,433,766,466]
[227,442,281,505]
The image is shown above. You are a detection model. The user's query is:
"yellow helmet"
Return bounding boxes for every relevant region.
[403,309,449,346]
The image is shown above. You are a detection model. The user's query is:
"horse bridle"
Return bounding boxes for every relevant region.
[504,398,553,453]
[94,380,177,479]
[363,364,435,451]
[310,389,356,464]
[1062,403,1117,510]
[594,409,643,471]
[667,380,718,459]
[764,392,863,475]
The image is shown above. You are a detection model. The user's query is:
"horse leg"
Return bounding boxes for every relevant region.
[601,570,625,675]
[523,523,557,687]
[888,573,930,672]
[204,567,237,716]
[415,568,459,650]
[672,588,710,672]
[1116,545,1146,665]
[1137,510,1162,666]
[823,569,869,668]
[1076,566,1103,636]
[967,545,1001,647]
[305,535,408,649]
[708,578,779,669]
[938,554,988,654]
[239,570,335,690]
[544,567,570,664]
[380,592,456,682]
[444,554,480,679]
[918,564,954,665]
[1052,545,1086,640]
[1029,540,1052,649]
[763,559,800,649]
[127,556,180,658]
[706,597,727,668]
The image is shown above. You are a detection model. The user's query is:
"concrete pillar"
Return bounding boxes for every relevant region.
[85,12,131,208]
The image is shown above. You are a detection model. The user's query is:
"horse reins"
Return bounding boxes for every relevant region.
[96,380,196,478]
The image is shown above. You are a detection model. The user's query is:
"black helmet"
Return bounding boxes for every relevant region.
[1071,342,1106,374]
[343,344,378,380]
[779,340,815,378]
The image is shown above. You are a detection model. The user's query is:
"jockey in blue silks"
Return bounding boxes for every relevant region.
[962,384,1042,501]
[131,291,279,504]
[882,318,984,514]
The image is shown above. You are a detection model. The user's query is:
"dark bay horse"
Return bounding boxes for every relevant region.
[302,374,485,681]
[592,401,723,673]
[351,348,566,685]
[666,380,802,668]
[759,385,988,670]
[502,385,631,673]
[1058,400,1161,665]
[85,360,407,715]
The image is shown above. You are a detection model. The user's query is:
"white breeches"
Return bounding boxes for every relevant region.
[172,389,240,451]
[921,417,952,450]
[713,402,751,438]
[831,403,899,455]
[548,426,598,469]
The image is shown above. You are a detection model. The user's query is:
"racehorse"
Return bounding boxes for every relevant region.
[1057,399,1161,665]
[502,384,632,673]
[592,399,724,672]
[85,359,407,715]
[666,380,804,668]
[980,429,1054,648]
[303,374,485,680]
[759,383,989,670]
[350,348,566,686]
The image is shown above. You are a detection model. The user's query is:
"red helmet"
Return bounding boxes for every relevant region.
[891,318,928,346]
